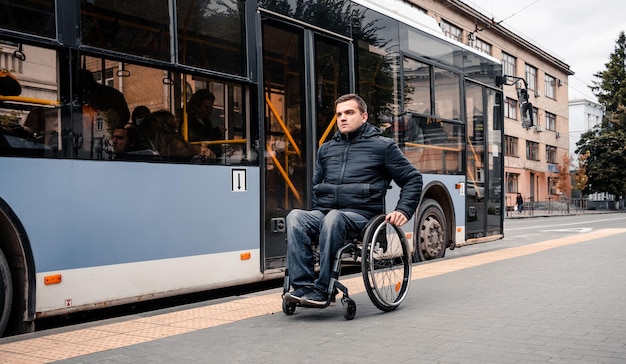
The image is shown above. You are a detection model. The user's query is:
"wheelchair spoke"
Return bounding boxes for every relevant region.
[362,216,411,311]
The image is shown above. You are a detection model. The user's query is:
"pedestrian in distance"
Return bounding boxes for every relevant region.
[517,192,524,213]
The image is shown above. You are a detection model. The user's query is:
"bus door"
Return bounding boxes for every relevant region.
[465,82,504,237]
[261,17,351,270]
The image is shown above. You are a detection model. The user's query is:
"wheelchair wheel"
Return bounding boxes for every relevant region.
[282,299,296,315]
[342,297,356,320]
[361,215,411,312]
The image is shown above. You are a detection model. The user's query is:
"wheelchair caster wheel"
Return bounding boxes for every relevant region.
[342,298,356,320]
[282,299,296,315]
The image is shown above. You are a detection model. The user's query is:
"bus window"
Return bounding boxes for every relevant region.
[77,57,256,165]
[404,57,431,115]
[0,43,60,157]
[433,67,461,121]
[80,1,170,61]
[176,0,247,76]
[179,77,254,165]
[398,115,463,175]
[0,0,56,38]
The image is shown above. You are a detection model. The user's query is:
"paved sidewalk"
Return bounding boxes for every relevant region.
[2,228,625,363]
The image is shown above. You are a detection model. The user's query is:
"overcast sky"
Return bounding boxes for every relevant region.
[460,0,625,102]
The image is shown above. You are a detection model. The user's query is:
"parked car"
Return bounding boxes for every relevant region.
[467,181,485,201]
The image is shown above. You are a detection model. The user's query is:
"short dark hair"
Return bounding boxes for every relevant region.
[131,105,151,123]
[189,89,215,105]
[335,93,367,114]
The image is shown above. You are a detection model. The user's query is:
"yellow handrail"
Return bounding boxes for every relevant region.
[405,142,461,152]
[265,94,301,158]
[190,139,246,145]
[181,75,188,140]
[267,143,301,202]
[0,96,60,106]
[319,115,337,148]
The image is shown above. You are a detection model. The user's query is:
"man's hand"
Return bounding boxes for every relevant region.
[385,210,408,226]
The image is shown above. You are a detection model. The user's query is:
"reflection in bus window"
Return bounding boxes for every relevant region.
[179,77,252,165]
[434,67,461,121]
[404,58,431,115]
[398,115,463,175]
[80,0,170,61]
[0,0,56,38]
[0,44,60,157]
[176,0,246,76]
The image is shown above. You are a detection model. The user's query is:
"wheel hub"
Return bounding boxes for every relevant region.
[421,215,443,258]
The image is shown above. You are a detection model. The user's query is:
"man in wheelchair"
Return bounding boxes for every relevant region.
[284,94,423,307]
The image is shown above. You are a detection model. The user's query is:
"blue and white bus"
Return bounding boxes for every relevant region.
[0,0,504,336]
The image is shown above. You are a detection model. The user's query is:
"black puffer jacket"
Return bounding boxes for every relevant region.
[313,122,423,220]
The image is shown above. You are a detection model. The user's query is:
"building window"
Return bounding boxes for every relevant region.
[505,135,518,157]
[525,64,537,91]
[474,38,492,55]
[93,68,115,88]
[546,145,557,164]
[526,141,539,161]
[532,107,538,127]
[0,42,24,74]
[507,173,519,193]
[545,74,556,99]
[546,112,556,131]
[440,20,462,42]
[504,98,517,120]
[586,113,601,130]
[502,52,516,77]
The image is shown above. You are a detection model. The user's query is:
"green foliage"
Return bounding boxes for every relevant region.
[591,32,626,114]
[576,31,626,200]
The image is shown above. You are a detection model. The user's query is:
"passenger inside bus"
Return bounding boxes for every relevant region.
[111,124,139,155]
[142,110,201,161]
[111,123,159,160]
[185,89,224,157]
[79,69,130,129]
[130,105,154,152]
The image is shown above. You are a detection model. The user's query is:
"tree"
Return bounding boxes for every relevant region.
[556,153,572,198]
[573,151,589,193]
[576,31,626,203]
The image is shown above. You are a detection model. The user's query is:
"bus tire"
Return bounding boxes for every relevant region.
[0,248,12,337]
[414,198,447,262]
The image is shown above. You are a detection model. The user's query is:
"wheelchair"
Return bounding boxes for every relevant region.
[281,214,412,320]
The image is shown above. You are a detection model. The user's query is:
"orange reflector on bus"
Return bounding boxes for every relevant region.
[457,227,462,233]
[455,183,462,189]
[44,274,62,285]
[240,252,251,260]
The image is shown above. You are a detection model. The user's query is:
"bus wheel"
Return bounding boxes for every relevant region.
[0,249,12,337]
[414,198,447,262]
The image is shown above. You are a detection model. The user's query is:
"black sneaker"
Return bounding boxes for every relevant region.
[302,288,328,306]
[284,286,312,303]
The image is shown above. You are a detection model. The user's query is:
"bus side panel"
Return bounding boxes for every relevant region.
[384,174,465,244]
[35,250,262,314]
[0,158,261,271]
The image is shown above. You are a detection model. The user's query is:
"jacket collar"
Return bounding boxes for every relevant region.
[334,122,382,141]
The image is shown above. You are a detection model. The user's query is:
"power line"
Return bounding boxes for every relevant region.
[498,0,541,23]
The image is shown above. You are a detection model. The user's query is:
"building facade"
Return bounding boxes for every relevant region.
[409,0,574,207]
[568,98,609,202]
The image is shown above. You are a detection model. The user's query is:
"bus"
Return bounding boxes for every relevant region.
[0,0,504,336]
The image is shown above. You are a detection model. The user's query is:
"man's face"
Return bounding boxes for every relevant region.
[198,99,214,119]
[112,129,130,154]
[335,99,367,134]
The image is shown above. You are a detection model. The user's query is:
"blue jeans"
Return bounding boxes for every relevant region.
[286,209,369,293]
